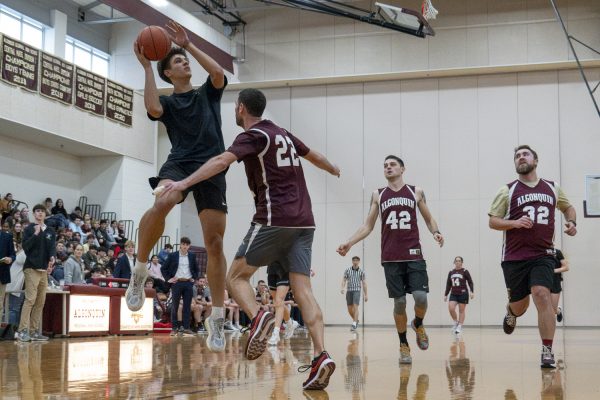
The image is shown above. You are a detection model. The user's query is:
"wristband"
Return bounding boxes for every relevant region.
[567,220,577,227]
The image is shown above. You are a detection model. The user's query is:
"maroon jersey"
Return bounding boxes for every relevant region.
[445,268,474,296]
[503,179,557,262]
[227,120,315,227]
[378,185,423,262]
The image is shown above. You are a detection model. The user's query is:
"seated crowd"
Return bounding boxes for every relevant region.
[0,192,304,338]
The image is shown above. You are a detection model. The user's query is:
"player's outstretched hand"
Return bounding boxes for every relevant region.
[133,40,150,68]
[165,20,190,48]
[337,243,351,256]
[434,232,444,247]
[564,221,577,236]
[158,181,187,197]
[331,164,341,178]
[513,215,534,229]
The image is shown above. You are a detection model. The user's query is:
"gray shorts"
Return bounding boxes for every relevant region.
[235,223,314,276]
[346,290,361,306]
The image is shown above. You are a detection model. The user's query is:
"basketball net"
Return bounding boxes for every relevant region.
[421,0,438,20]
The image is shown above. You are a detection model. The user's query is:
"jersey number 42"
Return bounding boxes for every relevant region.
[385,210,411,230]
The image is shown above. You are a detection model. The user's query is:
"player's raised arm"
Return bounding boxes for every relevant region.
[415,187,444,247]
[165,20,225,89]
[302,149,340,177]
[337,191,380,256]
[133,40,163,118]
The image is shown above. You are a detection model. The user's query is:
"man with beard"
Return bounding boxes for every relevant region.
[488,145,577,368]
[337,155,444,365]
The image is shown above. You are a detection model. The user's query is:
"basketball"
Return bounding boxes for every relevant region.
[137,26,172,61]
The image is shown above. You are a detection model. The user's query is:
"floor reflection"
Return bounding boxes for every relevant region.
[446,337,475,399]
[343,333,368,399]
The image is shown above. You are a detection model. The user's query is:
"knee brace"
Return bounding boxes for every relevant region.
[412,291,428,310]
[394,296,407,315]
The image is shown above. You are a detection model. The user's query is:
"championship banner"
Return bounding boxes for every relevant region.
[106,79,133,126]
[40,51,74,104]
[74,66,106,116]
[1,34,39,91]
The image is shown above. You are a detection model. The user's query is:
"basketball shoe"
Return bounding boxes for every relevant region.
[411,319,429,350]
[244,309,275,360]
[300,351,336,390]
[205,316,226,352]
[503,304,517,334]
[125,267,148,311]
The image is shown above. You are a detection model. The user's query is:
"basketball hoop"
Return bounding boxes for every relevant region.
[421,0,438,20]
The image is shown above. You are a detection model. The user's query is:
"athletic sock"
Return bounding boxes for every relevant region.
[212,307,224,319]
[134,260,147,274]
[414,317,424,328]
[542,339,553,349]
[398,331,408,344]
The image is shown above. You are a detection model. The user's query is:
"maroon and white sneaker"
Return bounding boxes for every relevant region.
[243,309,275,360]
[300,351,336,390]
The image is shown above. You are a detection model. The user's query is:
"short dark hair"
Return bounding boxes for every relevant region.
[352,256,360,261]
[238,89,267,117]
[514,145,538,160]
[100,219,108,224]
[157,47,186,85]
[45,197,52,203]
[32,204,47,213]
[385,155,404,167]
[180,237,191,245]
[164,243,173,249]
[455,256,464,262]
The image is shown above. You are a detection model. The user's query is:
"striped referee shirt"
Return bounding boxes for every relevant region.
[344,267,365,292]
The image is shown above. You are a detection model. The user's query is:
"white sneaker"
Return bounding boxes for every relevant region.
[268,328,280,346]
[452,321,459,332]
[283,319,299,340]
[455,324,462,334]
[125,268,148,311]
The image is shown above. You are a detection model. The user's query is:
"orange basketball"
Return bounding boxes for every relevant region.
[137,26,172,61]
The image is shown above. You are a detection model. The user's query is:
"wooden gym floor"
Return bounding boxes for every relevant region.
[0,326,598,399]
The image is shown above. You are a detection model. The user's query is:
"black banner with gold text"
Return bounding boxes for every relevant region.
[1,35,39,91]
[106,79,133,126]
[74,67,106,116]
[40,52,73,104]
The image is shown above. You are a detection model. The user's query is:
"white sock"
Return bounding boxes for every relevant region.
[134,261,147,274]
[212,307,224,319]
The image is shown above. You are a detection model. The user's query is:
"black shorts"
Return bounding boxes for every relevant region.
[267,263,290,290]
[449,293,469,304]
[501,256,555,302]
[149,160,227,214]
[235,223,314,277]
[551,272,563,294]
[382,260,429,298]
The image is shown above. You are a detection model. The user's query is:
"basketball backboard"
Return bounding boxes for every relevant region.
[375,2,435,37]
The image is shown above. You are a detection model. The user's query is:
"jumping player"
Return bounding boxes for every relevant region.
[337,155,444,364]
[128,20,229,353]
[488,145,577,368]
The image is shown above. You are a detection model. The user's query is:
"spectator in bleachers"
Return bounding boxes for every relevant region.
[68,215,84,237]
[86,266,104,284]
[82,245,98,269]
[63,243,86,284]
[7,244,25,325]
[51,199,68,218]
[116,221,128,242]
[147,254,167,293]
[19,207,29,222]
[113,240,136,280]
[5,209,21,228]
[196,276,212,322]
[0,193,13,220]
[158,243,173,264]
[83,213,91,225]
[72,232,82,245]
[12,222,23,247]
[72,206,83,218]
[255,280,271,312]
[108,220,123,244]
[1,221,9,233]
[0,224,16,323]
[44,198,53,215]
[162,237,199,336]
[104,248,116,273]
[83,233,99,251]
[224,289,241,330]
[98,219,116,247]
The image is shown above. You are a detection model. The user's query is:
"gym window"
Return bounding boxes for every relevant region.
[65,37,110,77]
[0,4,44,49]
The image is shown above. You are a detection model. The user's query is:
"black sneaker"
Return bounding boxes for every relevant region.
[541,345,556,369]
[299,350,336,390]
[503,305,517,335]
[556,307,563,323]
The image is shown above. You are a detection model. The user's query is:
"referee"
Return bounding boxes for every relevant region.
[341,256,368,331]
